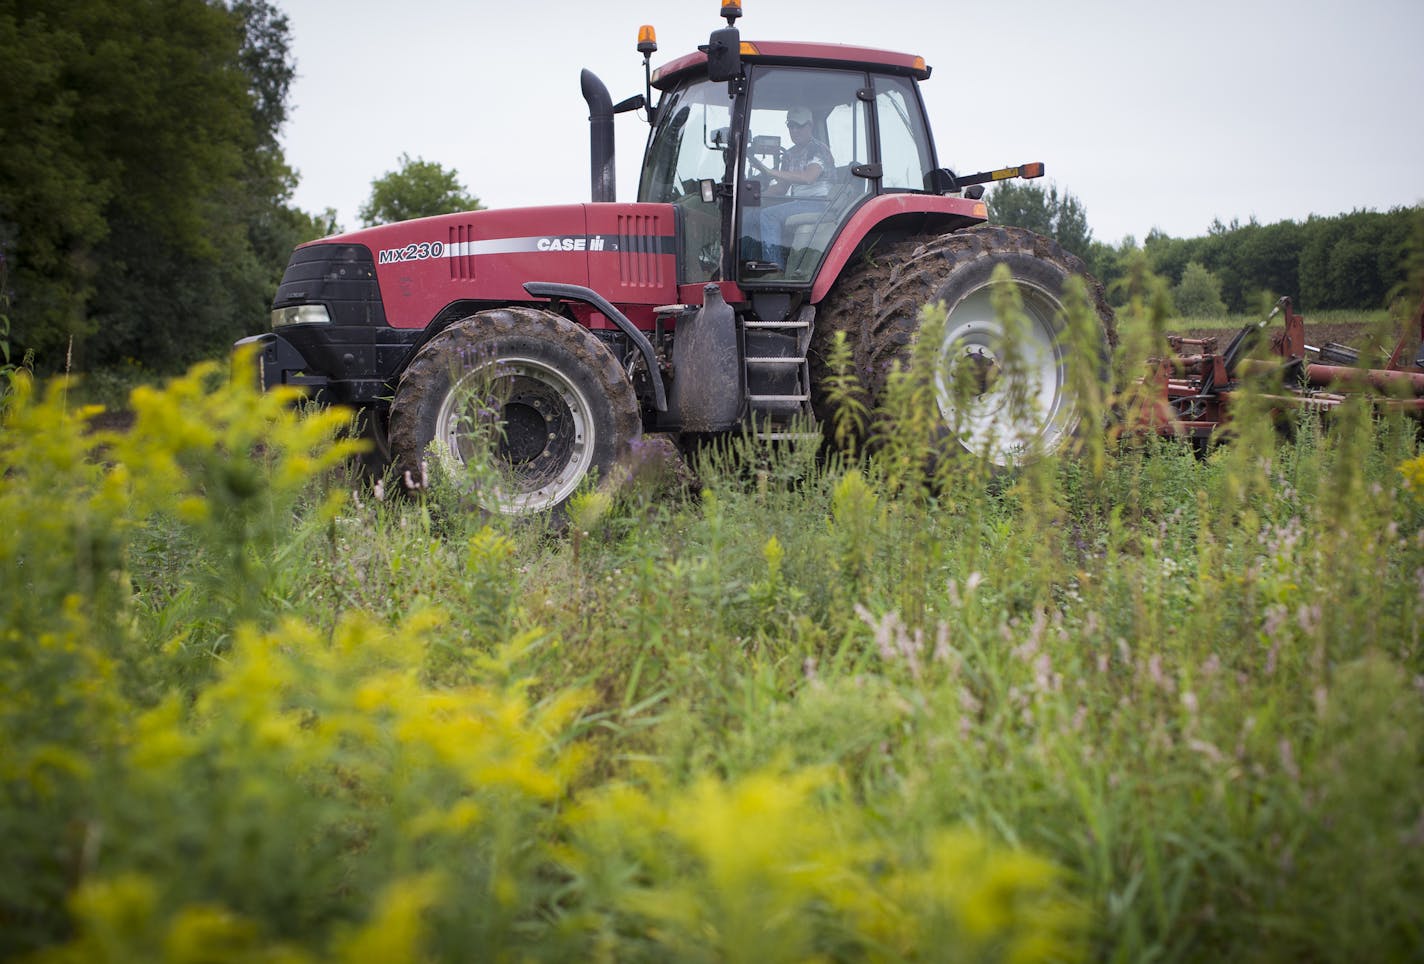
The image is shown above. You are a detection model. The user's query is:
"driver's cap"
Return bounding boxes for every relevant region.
[786,107,812,126]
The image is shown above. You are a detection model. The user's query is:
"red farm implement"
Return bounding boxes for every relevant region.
[1141,293,1424,442]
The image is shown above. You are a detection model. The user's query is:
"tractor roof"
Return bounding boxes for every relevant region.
[651,40,930,90]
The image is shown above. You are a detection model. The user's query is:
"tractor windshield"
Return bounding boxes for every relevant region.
[638,78,734,283]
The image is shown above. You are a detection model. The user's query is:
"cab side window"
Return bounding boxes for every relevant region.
[875,75,934,192]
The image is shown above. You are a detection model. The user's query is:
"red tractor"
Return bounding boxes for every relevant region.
[238,2,1115,516]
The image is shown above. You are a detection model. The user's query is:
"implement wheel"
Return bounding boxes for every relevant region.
[388,307,640,519]
[813,225,1116,465]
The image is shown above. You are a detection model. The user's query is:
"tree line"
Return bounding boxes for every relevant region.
[0,0,486,375]
[989,180,1422,318]
[0,0,334,373]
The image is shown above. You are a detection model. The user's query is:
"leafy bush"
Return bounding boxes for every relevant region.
[1172,260,1228,318]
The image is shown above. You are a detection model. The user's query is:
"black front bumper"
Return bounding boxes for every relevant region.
[233,327,413,408]
[235,332,330,393]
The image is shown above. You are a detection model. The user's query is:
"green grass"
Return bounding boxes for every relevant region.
[4,293,1423,962]
[1169,306,1392,331]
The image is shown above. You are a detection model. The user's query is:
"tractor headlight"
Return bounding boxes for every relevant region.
[271,304,331,329]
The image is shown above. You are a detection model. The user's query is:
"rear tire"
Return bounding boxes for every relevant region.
[813,225,1116,465]
[388,307,641,520]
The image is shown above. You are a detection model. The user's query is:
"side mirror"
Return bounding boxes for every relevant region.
[924,168,960,195]
[705,26,741,82]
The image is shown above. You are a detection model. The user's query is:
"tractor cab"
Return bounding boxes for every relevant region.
[635,12,942,292]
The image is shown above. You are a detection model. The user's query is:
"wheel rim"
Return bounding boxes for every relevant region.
[434,356,596,513]
[933,279,1076,465]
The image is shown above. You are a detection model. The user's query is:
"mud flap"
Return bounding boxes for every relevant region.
[668,284,743,432]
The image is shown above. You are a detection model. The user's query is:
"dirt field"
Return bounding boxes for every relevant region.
[1177,321,1390,354]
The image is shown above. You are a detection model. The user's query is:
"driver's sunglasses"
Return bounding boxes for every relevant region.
[787,120,810,130]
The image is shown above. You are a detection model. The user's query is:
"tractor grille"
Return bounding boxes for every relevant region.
[616,213,664,288]
[271,243,386,327]
[448,222,477,280]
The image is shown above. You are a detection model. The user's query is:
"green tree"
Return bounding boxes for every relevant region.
[359,154,482,226]
[1143,228,1200,289]
[1396,206,1424,313]
[1298,209,1414,311]
[0,0,319,372]
[986,180,1094,260]
[1081,237,1137,302]
[1172,261,1227,317]
[232,0,294,150]
[0,4,112,360]
[1144,209,1416,315]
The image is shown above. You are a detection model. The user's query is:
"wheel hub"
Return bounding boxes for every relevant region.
[935,280,1074,465]
[962,347,1001,398]
[499,386,571,468]
[437,359,594,513]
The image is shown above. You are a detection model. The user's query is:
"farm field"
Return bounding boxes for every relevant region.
[4,293,1424,962]
[1174,308,1397,359]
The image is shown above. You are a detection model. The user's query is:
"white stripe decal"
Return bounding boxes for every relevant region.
[378,233,668,266]
[441,236,615,257]
[442,238,552,257]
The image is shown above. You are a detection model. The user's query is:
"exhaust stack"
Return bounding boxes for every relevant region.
[580,69,616,203]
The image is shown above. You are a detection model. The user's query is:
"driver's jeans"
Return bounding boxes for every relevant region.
[756,198,824,267]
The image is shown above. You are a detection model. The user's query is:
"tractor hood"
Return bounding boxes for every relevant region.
[289,203,678,330]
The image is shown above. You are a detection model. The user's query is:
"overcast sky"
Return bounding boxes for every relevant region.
[276,0,1424,246]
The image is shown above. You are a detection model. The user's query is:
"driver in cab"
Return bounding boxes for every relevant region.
[749,106,835,267]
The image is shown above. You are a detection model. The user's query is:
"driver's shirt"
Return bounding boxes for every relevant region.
[784,139,835,198]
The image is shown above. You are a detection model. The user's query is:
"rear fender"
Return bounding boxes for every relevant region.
[809,194,987,303]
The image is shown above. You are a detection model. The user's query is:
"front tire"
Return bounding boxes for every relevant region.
[813,225,1116,466]
[388,307,641,519]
